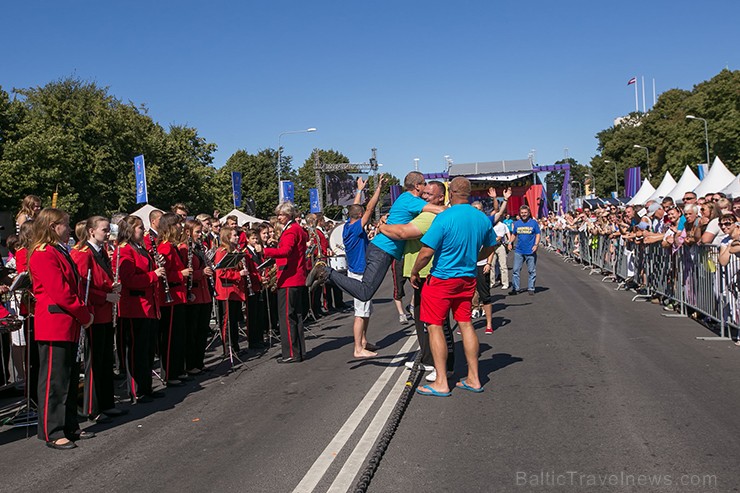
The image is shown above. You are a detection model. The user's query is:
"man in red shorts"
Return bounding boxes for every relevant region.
[410,177,498,396]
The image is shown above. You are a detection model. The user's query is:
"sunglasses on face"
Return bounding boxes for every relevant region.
[720,222,735,228]
[683,197,695,201]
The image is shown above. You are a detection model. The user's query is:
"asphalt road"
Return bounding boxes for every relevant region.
[1,251,739,492]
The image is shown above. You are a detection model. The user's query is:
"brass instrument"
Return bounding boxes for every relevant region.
[186,239,196,302]
[152,241,173,304]
[241,250,254,297]
[265,264,278,292]
[201,242,216,295]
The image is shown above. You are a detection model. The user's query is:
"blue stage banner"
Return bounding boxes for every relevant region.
[309,188,321,213]
[134,155,148,204]
[280,180,295,203]
[389,185,402,205]
[231,171,242,207]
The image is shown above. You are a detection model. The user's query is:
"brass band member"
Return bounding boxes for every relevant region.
[30,208,94,450]
[180,220,214,374]
[144,209,163,254]
[263,202,308,363]
[214,226,247,355]
[115,216,166,403]
[70,216,124,423]
[156,213,192,385]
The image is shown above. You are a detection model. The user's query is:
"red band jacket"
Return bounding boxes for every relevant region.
[263,221,308,288]
[70,243,115,324]
[115,243,159,319]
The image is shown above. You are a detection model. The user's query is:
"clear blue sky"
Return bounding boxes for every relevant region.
[3,1,738,180]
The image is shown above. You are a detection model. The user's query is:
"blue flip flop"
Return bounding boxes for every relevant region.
[415,385,452,397]
[457,378,484,393]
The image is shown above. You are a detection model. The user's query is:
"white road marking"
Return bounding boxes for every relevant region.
[326,363,410,493]
[292,336,417,493]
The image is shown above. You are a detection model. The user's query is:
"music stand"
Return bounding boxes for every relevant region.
[215,253,249,371]
[256,258,280,347]
[2,272,37,432]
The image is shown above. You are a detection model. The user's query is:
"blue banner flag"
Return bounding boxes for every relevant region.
[134,155,148,204]
[231,171,242,207]
[389,185,402,205]
[309,188,321,213]
[279,180,295,203]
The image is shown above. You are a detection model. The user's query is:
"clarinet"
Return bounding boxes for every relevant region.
[203,244,216,296]
[242,251,254,297]
[152,241,173,304]
[186,239,196,302]
[112,245,121,328]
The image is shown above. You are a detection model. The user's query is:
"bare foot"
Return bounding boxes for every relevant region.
[353,349,378,358]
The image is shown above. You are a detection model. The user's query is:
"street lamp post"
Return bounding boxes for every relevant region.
[633,144,650,181]
[277,128,317,200]
[604,160,617,196]
[686,115,710,167]
[413,158,419,172]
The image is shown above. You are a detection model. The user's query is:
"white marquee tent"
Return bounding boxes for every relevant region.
[721,173,740,198]
[627,178,656,205]
[693,157,736,197]
[665,166,701,202]
[130,204,163,231]
[645,171,676,203]
[219,208,265,226]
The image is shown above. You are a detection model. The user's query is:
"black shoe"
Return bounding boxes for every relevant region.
[277,357,303,364]
[166,379,183,387]
[508,290,518,296]
[71,430,96,441]
[46,439,77,450]
[101,408,128,417]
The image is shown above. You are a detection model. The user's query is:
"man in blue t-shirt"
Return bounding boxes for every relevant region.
[509,204,541,295]
[410,177,498,396]
[342,174,385,358]
[307,171,445,301]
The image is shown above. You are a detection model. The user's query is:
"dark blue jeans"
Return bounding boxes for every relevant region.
[328,243,394,302]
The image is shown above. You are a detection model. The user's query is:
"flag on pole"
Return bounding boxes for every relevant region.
[134,155,148,204]
[309,188,321,213]
[279,181,295,203]
[627,77,637,85]
[231,171,242,207]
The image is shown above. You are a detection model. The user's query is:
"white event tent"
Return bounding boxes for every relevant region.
[665,166,701,202]
[721,173,740,198]
[627,178,656,205]
[645,172,676,203]
[219,208,265,226]
[130,204,163,231]
[693,157,736,197]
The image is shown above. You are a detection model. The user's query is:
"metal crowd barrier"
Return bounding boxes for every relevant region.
[541,227,739,340]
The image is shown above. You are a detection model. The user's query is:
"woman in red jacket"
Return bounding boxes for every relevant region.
[264,202,308,363]
[70,216,123,422]
[29,208,94,450]
[115,215,165,403]
[180,219,214,374]
[214,226,247,356]
[156,213,191,385]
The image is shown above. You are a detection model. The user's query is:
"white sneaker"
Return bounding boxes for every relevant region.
[426,370,437,382]
[405,361,433,372]
[501,284,509,290]
[471,309,480,319]
[399,314,408,324]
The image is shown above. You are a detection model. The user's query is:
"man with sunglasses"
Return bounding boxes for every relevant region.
[682,192,697,204]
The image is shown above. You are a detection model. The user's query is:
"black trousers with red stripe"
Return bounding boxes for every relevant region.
[37,341,79,442]
[247,293,266,347]
[218,299,243,353]
[122,317,156,399]
[159,304,186,382]
[185,302,212,370]
[277,287,305,360]
[82,322,115,416]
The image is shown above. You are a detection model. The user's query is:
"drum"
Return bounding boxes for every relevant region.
[0,316,23,333]
[328,223,346,255]
[328,255,348,272]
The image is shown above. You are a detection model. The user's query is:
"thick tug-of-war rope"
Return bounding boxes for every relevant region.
[352,353,424,493]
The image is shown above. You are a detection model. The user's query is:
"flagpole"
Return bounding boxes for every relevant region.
[634,76,639,113]
[142,158,149,204]
[641,76,646,113]
[652,78,656,107]
[231,172,236,208]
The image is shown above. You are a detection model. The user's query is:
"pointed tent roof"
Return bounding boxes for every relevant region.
[693,157,736,197]
[645,171,677,203]
[721,173,740,198]
[130,204,163,231]
[627,178,656,205]
[665,166,700,201]
[219,208,265,226]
